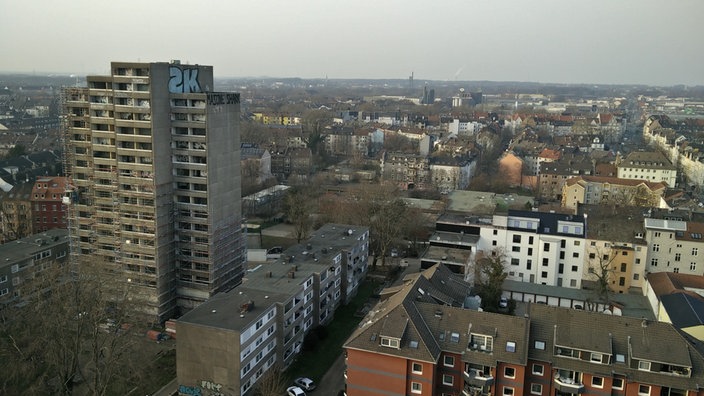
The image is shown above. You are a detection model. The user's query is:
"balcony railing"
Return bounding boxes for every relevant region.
[554,376,584,393]
[464,369,494,387]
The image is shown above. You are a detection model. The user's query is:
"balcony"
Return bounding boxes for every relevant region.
[462,383,491,396]
[554,376,584,393]
[464,369,494,387]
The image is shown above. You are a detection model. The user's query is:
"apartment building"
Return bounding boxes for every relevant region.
[0,228,69,305]
[345,264,704,396]
[538,154,596,202]
[0,182,33,243]
[429,155,475,192]
[477,210,588,289]
[644,217,704,276]
[323,126,369,158]
[579,204,648,294]
[423,210,587,289]
[643,115,704,186]
[561,175,666,211]
[382,152,430,190]
[30,176,68,233]
[62,61,245,321]
[617,151,677,187]
[176,224,369,395]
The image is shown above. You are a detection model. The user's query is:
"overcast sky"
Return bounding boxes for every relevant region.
[1,0,702,86]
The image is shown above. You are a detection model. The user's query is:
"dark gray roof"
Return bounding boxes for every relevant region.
[508,209,587,238]
[0,228,69,268]
[345,264,528,366]
[177,287,289,332]
[661,293,704,329]
[528,303,701,389]
[578,204,647,243]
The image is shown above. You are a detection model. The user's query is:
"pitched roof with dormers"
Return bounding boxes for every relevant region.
[618,151,676,170]
[345,264,531,366]
[527,303,704,390]
[347,264,704,391]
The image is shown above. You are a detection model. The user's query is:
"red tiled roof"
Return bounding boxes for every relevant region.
[648,272,704,299]
[538,148,561,160]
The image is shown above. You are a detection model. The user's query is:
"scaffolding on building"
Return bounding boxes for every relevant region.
[211,215,247,293]
[60,86,86,267]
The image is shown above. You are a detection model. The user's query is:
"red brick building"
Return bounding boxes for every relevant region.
[345,264,704,396]
[30,176,68,233]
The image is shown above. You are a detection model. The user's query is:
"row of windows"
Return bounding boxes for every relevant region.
[652,244,698,256]
[535,376,627,392]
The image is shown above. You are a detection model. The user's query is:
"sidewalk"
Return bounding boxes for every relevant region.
[316,353,346,395]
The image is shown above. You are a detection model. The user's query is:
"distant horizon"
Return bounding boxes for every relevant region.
[0,70,700,89]
[1,1,702,87]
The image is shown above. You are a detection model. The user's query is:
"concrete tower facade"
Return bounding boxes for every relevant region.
[63,61,245,321]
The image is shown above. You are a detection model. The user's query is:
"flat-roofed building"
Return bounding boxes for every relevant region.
[176,224,368,394]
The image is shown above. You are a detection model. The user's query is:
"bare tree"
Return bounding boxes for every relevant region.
[252,365,288,396]
[584,243,618,305]
[603,184,659,212]
[242,159,264,196]
[0,261,147,395]
[473,249,509,312]
[343,184,408,268]
[284,186,317,243]
[301,109,331,156]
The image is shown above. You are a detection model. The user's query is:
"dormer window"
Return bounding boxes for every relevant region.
[638,360,651,371]
[380,336,399,349]
[469,333,493,352]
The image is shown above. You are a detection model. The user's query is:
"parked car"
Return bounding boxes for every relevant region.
[499,296,509,309]
[293,377,316,392]
[287,386,306,396]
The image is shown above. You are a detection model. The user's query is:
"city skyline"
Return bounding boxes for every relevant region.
[1,0,703,86]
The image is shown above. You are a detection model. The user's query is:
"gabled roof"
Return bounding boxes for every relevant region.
[565,175,667,191]
[528,303,701,389]
[538,148,561,161]
[345,264,528,365]
[347,266,704,390]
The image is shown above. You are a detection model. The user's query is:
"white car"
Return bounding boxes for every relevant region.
[499,296,509,309]
[287,386,306,396]
[293,377,316,391]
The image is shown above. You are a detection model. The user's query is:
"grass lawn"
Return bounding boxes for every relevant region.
[285,280,379,383]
